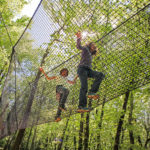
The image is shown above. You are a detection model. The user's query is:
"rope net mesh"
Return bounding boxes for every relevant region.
[0,0,150,138]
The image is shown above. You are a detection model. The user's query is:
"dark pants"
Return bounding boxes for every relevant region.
[55,85,69,118]
[77,66,105,108]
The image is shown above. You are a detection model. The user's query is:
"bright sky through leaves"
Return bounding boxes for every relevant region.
[21,0,41,17]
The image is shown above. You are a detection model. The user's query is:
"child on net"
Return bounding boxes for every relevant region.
[39,67,78,122]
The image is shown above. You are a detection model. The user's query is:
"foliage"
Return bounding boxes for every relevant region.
[0,0,29,93]
[0,0,150,149]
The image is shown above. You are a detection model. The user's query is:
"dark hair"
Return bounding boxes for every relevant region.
[60,68,69,76]
[88,42,95,48]
[87,42,97,55]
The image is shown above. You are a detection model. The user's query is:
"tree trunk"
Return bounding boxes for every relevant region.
[20,70,42,129]
[57,117,70,150]
[74,136,77,150]
[145,138,150,148]
[25,127,33,150]
[144,122,150,149]
[84,113,89,150]
[137,135,142,147]
[64,135,69,150]
[121,127,125,144]
[97,98,106,150]
[20,36,57,129]
[128,92,134,150]
[12,83,46,150]
[84,99,92,150]
[11,50,48,150]
[4,136,12,150]
[113,91,130,150]
[44,137,49,150]
[11,129,25,150]
[78,113,84,150]
[4,136,11,150]
[35,140,41,150]
[30,126,37,150]
[4,132,17,150]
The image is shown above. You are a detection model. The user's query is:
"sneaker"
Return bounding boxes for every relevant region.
[59,107,67,111]
[77,107,91,113]
[88,92,99,100]
[55,117,61,122]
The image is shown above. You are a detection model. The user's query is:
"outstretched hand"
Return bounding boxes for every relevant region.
[39,67,44,73]
[39,67,57,80]
[75,31,82,39]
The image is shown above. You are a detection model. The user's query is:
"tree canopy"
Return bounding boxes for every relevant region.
[0,0,150,149]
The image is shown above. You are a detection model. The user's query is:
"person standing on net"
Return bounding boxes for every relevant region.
[75,31,105,113]
[39,67,78,122]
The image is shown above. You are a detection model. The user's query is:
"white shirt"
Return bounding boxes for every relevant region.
[56,74,70,89]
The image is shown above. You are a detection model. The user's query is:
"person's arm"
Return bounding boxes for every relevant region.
[68,75,78,84]
[75,31,85,50]
[39,67,57,80]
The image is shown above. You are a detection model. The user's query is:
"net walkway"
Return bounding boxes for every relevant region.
[0,0,150,139]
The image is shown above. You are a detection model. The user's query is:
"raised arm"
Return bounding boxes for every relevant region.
[68,75,78,84]
[39,67,57,80]
[75,31,85,50]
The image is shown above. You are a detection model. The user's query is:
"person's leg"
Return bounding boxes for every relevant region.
[56,85,62,101]
[56,92,61,101]
[77,67,88,108]
[59,87,69,110]
[55,87,69,121]
[55,86,63,121]
[55,93,62,122]
[88,69,105,94]
[55,106,61,118]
